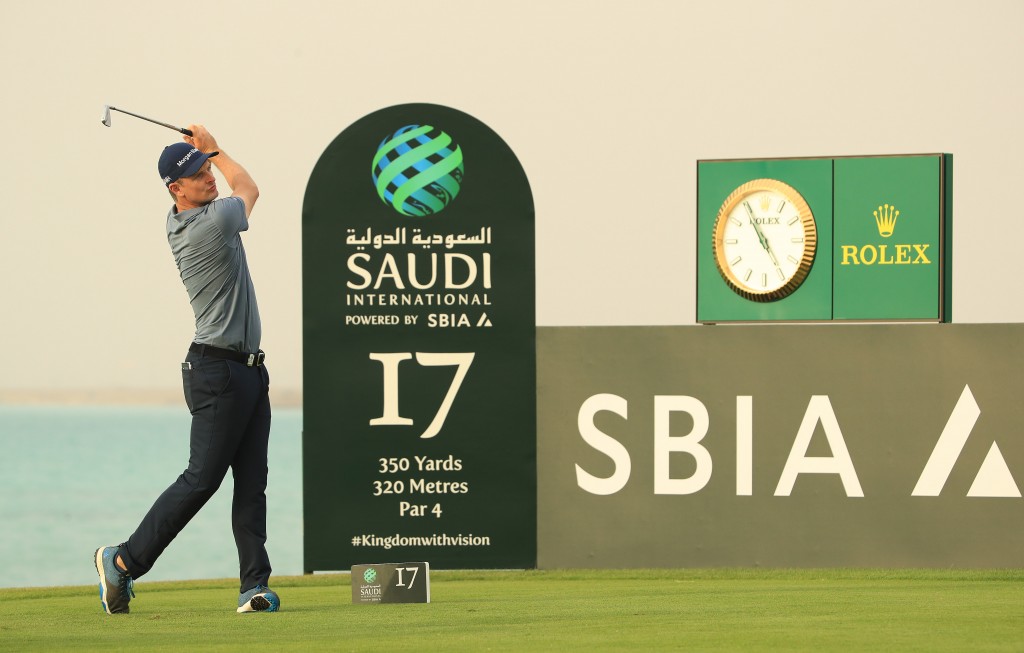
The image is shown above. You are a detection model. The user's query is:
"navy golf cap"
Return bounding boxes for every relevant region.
[158,142,219,185]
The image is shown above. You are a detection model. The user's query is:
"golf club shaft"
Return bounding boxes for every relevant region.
[108,106,192,136]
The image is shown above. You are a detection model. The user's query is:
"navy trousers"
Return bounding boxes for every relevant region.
[120,348,272,592]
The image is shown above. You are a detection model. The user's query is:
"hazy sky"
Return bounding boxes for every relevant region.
[2,0,1022,398]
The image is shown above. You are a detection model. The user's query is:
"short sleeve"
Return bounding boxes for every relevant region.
[208,196,248,238]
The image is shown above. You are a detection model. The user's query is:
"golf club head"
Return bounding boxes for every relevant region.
[98,104,191,135]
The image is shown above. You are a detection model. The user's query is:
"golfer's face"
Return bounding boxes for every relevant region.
[178,161,218,204]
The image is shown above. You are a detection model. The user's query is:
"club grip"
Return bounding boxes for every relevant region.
[181,127,194,137]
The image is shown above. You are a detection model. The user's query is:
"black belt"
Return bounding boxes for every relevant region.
[189,342,265,367]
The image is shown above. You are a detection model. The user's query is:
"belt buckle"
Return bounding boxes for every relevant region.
[247,351,265,367]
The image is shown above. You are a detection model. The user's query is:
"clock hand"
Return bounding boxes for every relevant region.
[744,202,779,266]
[761,231,780,267]
[751,220,767,248]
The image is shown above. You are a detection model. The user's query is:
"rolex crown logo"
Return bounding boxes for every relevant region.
[758,194,771,212]
[873,203,899,238]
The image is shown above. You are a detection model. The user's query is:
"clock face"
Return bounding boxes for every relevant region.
[713,178,817,302]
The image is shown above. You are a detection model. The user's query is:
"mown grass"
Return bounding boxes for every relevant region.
[1,569,1021,652]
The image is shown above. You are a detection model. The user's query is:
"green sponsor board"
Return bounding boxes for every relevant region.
[302,104,536,571]
[834,155,951,320]
[697,155,951,322]
[697,158,833,321]
[537,325,1023,568]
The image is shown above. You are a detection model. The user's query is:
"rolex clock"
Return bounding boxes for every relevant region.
[712,178,817,302]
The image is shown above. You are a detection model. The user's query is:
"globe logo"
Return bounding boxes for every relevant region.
[363,568,377,584]
[372,124,464,216]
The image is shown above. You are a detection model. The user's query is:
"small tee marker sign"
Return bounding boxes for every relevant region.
[351,562,430,604]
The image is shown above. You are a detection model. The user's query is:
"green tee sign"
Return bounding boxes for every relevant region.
[351,562,430,604]
[302,104,536,571]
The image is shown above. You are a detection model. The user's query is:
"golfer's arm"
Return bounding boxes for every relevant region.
[212,151,259,217]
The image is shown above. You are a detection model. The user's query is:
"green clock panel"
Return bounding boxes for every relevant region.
[697,158,833,322]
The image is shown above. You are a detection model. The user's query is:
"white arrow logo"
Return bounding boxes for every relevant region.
[912,385,1020,497]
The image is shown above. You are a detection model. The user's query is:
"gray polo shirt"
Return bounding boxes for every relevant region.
[166,196,261,352]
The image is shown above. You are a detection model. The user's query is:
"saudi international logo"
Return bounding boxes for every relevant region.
[372,125,464,216]
[363,568,377,584]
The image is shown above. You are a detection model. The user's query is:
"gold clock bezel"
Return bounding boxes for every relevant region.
[712,178,817,302]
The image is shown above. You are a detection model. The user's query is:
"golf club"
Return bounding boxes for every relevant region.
[101,105,193,136]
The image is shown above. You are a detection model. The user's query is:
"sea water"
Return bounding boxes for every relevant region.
[0,405,303,589]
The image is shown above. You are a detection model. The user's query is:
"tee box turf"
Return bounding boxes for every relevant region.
[351,562,430,604]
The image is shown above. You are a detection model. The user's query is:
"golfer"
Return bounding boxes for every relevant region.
[95,125,279,614]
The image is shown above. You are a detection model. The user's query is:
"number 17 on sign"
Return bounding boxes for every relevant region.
[369,352,475,439]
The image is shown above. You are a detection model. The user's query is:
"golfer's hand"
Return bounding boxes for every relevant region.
[185,125,220,154]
